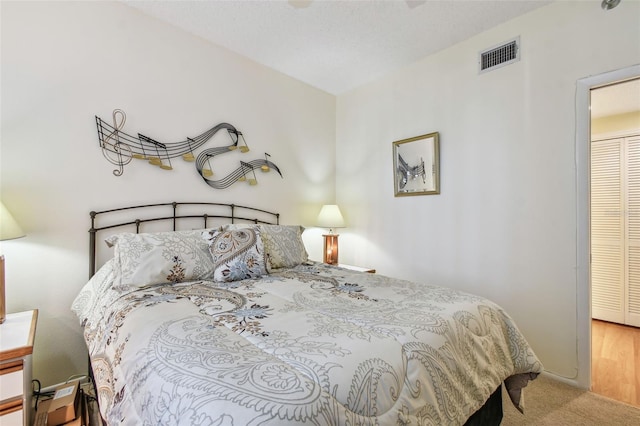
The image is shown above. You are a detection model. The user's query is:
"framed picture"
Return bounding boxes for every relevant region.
[393,132,440,196]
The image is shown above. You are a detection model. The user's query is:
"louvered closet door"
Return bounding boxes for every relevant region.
[625,135,640,327]
[591,138,625,324]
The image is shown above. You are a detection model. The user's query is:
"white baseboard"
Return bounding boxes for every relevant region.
[540,371,588,390]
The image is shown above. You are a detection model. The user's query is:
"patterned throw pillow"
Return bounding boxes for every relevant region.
[105,229,216,289]
[259,225,308,271]
[221,224,308,271]
[203,228,268,282]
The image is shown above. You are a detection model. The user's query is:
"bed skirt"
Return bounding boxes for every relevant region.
[464,385,503,426]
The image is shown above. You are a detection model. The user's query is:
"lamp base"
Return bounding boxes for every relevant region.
[322,234,339,265]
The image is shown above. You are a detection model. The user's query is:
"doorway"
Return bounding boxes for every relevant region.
[588,76,640,406]
[590,79,640,328]
[575,64,640,393]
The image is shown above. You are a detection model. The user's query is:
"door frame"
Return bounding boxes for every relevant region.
[576,64,640,388]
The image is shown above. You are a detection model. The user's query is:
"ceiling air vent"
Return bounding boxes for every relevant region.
[479,37,520,74]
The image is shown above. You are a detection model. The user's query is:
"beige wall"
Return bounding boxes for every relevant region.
[336,1,640,387]
[1,1,335,386]
[592,111,640,136]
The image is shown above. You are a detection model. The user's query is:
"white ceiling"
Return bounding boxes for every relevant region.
[123,0,553,95]
[123,0,638,118]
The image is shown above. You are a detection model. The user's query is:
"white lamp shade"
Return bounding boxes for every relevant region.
[0,202,25,241]
[317,205,345,229]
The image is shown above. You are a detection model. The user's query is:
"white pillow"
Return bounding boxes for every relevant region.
[105,229,215,289]
[259,225,308,270]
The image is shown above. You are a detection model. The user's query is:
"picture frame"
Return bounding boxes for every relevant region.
[393,132,440,196]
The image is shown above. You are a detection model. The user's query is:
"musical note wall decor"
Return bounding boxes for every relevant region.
[96,109,283,189]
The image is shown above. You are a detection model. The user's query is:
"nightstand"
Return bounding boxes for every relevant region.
[337,264,376,274]
[0,310,38,426]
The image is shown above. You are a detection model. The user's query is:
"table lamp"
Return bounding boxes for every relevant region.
[316,204,345,265]
[1,202,25,323]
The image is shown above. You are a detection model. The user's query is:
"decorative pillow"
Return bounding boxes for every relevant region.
[203,228,268,282]
[259,225,308,271]
[105,229,215,289]
[222,224,308,271]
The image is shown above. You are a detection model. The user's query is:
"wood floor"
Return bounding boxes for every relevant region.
[591,319,640,407]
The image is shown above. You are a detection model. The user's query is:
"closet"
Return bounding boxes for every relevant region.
[591,132,640,327]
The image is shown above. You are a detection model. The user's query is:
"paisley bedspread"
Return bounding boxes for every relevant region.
[72,261,542,425]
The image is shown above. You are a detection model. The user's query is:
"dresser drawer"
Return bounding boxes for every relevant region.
[0,310,37,426]
[0,405,24,425]
[0,360,24,402]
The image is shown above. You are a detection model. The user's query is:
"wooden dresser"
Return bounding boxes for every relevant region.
[0,310,38,426]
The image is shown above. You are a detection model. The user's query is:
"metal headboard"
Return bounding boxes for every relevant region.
[89,201,280,277]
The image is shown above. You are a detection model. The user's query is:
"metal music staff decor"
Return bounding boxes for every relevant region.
[96,109,282,189]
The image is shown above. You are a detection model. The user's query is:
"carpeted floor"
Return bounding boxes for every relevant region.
[502,374,640,425]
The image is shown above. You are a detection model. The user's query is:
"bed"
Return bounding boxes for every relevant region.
[72,202,542,425]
